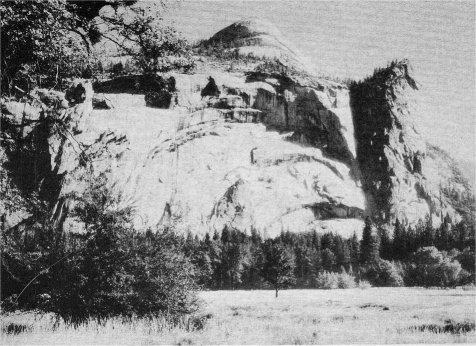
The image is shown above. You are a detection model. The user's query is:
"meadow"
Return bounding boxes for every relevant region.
[1,287,475,345]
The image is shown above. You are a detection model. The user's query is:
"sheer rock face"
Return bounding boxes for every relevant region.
[2,21,471,239]
[1,63,356,237]
[248,73,357,166]
[350,60,466,227]
[170,70,357,167]
[61,94,365,237]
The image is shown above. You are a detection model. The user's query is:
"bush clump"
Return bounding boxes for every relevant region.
[315,271,356,289]
[406,247,462,287]
[1,175,199,323]
[363,260,404,287]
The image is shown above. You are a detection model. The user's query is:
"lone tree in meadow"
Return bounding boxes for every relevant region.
[260,240,295,297]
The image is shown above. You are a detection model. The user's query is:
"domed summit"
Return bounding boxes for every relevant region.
[205,18,311,71]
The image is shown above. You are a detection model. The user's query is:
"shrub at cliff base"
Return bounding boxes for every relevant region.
[315,271,357,289]
[363,260,404,287]
[406,247,462,287]
[1,177,199,323]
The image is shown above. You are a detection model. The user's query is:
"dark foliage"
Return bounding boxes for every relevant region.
[181,213,473,290]
[1,176,198,322]
[360,217,380,264]
[405,247,462,287]
[201,77,220,98]
[362,259,404,287]
[0,0,93,94]
[260,240,295,297]
[1,0,192,95]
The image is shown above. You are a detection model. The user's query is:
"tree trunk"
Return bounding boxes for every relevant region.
[275,286,278,298]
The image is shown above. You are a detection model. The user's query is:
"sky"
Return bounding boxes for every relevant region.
[163,0,475,165]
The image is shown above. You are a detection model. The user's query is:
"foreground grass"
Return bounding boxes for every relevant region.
[2,288,475,344]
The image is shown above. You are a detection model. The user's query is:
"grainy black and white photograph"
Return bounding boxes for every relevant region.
[0,0,475,344]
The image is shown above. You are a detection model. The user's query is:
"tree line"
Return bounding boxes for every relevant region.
[182,216,475,294]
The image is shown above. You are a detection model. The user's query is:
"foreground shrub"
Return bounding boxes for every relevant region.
[337,271,357,288]
[363,260,404,287]
[1,176,199,322]
[315,271,356,289]
[453,248,475,284]
[357,280,372,289]
[406,247,461,287]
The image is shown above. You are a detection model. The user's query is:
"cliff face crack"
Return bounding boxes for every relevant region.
[256,153,345,181]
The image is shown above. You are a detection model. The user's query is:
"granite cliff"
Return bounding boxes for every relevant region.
[1,20,472,238]
[350,60,470,227]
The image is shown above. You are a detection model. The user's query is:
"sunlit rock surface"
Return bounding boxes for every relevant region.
[2,20,472,240]
[71,93,365,237]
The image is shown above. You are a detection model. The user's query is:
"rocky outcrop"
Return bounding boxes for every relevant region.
[168,69,357,167]
[0,80,94,230]
[247,72,357,166]
[350,60,466,227]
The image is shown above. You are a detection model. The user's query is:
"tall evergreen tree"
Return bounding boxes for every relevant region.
[378,227,392,260]
[335,237,351,270]
[321,248,336,271]
[421,215,435,247]
[360,217,380,264]
[436,216,451,250]
[392,218,407,259]
[349,232,360,267]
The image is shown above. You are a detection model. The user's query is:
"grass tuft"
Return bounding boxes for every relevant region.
[2,322,32,335]
[410,320,475,334]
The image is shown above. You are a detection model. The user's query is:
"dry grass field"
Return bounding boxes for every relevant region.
[2,288,475,345]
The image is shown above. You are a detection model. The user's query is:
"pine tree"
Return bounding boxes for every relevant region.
[335,237,351,270]
[406,225,418,254]
[321,233,334,251]
[393,218,407,259]
[437,217,450,250]
[349,232,360,267]
[310,248,321,284]
[360,217,380,264]
[321,248,336,271]
[294,244,314,286]
[421,215,435,247]
[378,227,392,260]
